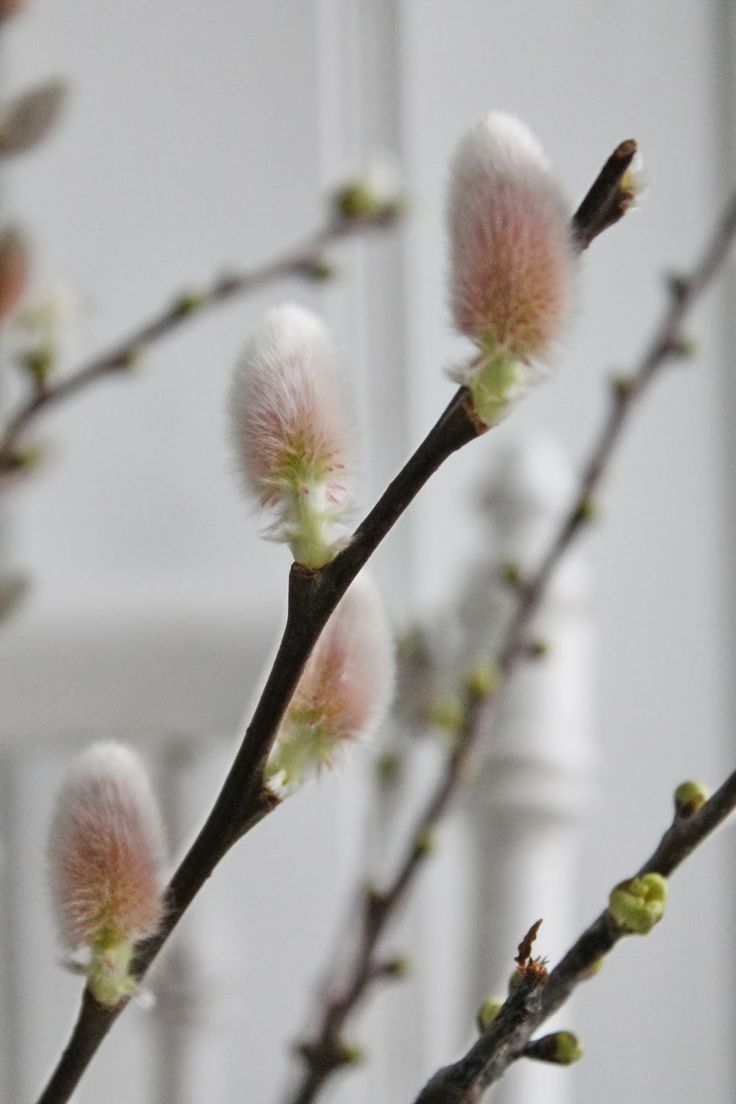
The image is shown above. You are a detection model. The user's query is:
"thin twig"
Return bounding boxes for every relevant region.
[413,767,736,1104]
[0,209,397,476]
[282,180,736,1104]
[33,139,639,1104]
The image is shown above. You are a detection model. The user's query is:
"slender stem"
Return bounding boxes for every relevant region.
[413,767,736,1104]
[283,181,736,1104]
[0,210,397,476]
[33,138,640,1104]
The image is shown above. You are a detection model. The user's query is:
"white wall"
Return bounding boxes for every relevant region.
[1,2,734,1103]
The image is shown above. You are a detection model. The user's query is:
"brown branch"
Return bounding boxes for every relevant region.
[281,176,736,1104]
[0,209,397,477]
[32,139,640,1104]
[413,767,736,1104]
[572,138,638,248]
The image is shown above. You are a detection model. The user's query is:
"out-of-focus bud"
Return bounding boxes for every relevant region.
[0,226,29,320]
[476,997,503,1033]
[229,302,357,568]
[16,342,54,389]
[0,79,67,159]
[48,742,166,1007]
[332,153,403,223]
[465,662,500,699]
[609,872,667,935]
[446,112,576,426]
[525,1030,583,1065]
[674,779,710,818]
[267,575,395,790]
[0,0,25,21]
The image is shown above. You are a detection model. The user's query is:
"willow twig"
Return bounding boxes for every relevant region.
[414,768,736,1104]
[0,208,397,476]
[33,139,637,1104]
[282,178,736,1104]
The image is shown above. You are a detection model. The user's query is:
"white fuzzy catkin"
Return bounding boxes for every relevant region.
[267,573,395,789]
[447,111,576,426]
[228,302,357,568]
[49,742,165,953]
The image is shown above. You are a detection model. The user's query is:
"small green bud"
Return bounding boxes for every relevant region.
[17,343,55,388]
[172,291,206,317]
[609,872,668,934]
[611,373,635,401]
[376,751,402,786]
[333,180,402,223]
[674,780,710,818]
[668,335,697,359]
[300,257,335,282]
[385,955,410,978]
[476,997,503,1033]
[527,639,550,661]
[415,828,435,856]
[334,182,378,220]
[465,663,500,699]
[526,1030,583,1065]
[573,497,598,526]
[335,1041,365,1067]
[426,695,463,735]
[583,955,605,979]
[500,561,523,588]
[7,444,43,471]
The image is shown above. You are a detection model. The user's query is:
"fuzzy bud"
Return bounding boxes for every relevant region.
[48,742,165,1007]
[609,872,667,935]
[267,575,395,790]
[447,111,576,426]
[229,303,357,567]
[0,226,29,320]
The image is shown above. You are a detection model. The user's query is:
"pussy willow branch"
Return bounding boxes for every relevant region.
[414,768,736,1104]
[282,172,736,1104]
[0,208,396,476]
[34,140,636,1104]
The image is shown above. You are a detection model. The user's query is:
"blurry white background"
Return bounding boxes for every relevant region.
[1,2,735,1102]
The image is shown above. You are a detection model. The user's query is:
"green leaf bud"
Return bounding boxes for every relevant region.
[674,780,710,818]
[465,663,500,699]
[609,872,668,934]
[476,997,503,1033]
[526,1030,583,1065]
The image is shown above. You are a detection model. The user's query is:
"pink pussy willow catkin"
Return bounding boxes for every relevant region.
[447,111,576,426]
[49,742,164,961]
[267,574,395,789]
[228,302,356,568]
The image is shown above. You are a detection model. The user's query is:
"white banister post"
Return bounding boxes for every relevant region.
[462,436,597,1104]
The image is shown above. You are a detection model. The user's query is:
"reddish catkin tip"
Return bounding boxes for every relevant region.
[0,226,29,321]
[267,574,395,789]
[228,302,357,567]
[446,111,576,426]
[49,742,165,954]
[0,0,25,21]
